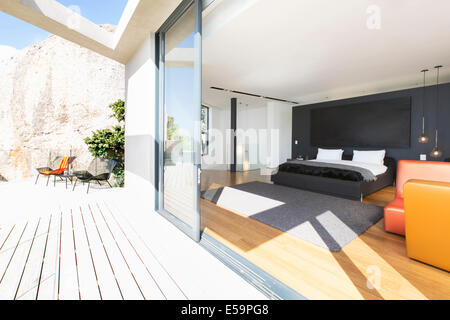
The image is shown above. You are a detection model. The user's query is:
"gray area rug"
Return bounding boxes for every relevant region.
[201,181,384,252]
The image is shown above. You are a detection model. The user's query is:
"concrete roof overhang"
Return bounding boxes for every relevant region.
[0,0,183,64]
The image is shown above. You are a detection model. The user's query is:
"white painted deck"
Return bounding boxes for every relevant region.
[0,179,266,300]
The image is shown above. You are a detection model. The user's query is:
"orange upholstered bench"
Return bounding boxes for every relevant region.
[384,160,450,236]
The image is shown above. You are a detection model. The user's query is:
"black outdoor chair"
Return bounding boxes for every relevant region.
[72,158,118,193]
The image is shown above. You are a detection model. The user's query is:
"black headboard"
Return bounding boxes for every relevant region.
[310,97,411,148]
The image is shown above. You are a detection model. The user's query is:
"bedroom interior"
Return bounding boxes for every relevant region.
[200,83,450,300]
[199,0,450,300]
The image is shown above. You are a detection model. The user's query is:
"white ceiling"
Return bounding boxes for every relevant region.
[202,0,450,107]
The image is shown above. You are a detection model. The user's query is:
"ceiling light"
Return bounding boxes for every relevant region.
[418,69,429,144]
[430,65,443,158]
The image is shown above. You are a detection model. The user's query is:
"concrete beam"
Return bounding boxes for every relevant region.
[113,0,183,63]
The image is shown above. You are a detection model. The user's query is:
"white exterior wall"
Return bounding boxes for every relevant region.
[124,33,157,206]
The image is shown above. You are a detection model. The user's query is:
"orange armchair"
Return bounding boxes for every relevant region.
[404,180,450,272]
[384,160,450,235]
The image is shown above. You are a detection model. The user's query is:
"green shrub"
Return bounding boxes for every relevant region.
[109,99,125,123]
[84,99,125,187]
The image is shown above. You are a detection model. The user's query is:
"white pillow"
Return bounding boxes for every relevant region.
[352,150,386,165]
[316,148,344,161]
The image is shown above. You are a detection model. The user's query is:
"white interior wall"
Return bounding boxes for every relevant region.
[202,104,230,170]
[267,102,293,168]
[124,33,157,206]
[236,103,268,171]
[201,99,293,172]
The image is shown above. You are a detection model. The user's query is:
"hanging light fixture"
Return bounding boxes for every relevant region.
[418,69,429,143]
[430,65,443,158]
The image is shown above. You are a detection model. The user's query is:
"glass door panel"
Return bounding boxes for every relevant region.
[159,0,201,241]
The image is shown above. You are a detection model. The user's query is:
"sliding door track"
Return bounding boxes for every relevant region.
[200,233,306,300]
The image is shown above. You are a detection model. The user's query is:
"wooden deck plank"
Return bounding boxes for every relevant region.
[79,203,122,300]
[0,225,15,252]
[95,202,167,300]
[0,222,27,258]
[102,202,187,300]
[37,213,61,300]
[15,216,51,300]
[0,219,39,300]
[87,203,143,300]
[72,207,101,300]
[58,209,80,300]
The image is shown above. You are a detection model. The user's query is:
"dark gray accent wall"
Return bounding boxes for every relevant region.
[292,82,450,162]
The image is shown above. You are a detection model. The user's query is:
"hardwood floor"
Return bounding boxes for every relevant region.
[200,170,450,300]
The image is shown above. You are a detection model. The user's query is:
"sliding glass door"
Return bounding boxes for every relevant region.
[157,0,202,241]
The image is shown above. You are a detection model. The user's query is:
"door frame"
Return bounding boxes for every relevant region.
[155,0,202,242]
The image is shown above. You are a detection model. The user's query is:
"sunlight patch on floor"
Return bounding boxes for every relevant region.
[313,210,426,300]
[343,237,427,300]
[248,230,367,300]
[216,187,285,215]
[316,210,358,248]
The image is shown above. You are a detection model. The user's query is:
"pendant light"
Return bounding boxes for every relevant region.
[418,69,429,143]
[430,65,443,158]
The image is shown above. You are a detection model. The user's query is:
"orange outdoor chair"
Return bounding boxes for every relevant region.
[35,156,76,187]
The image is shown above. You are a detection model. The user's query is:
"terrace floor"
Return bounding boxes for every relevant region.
[0,178,266,300]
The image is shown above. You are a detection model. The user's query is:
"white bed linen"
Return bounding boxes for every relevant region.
[353,150,386,166]
[309,159,388,176]
[316,148,344,161]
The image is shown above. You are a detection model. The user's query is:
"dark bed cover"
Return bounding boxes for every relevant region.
[278,161,377,182]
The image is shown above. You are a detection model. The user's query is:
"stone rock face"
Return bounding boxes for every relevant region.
[0,45,18,60]
[0,33,125,181]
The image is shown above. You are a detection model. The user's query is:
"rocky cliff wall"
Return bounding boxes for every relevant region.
[0,32,125,181]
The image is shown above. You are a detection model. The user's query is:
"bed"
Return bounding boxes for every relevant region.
[271,155,396,201]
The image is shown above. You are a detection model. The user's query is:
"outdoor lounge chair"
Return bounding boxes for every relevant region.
[35,156,76,186]
[72,158,118,193]
[36,156,63,184]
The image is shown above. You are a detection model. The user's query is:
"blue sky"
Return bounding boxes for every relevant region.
[0,0,128,49]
